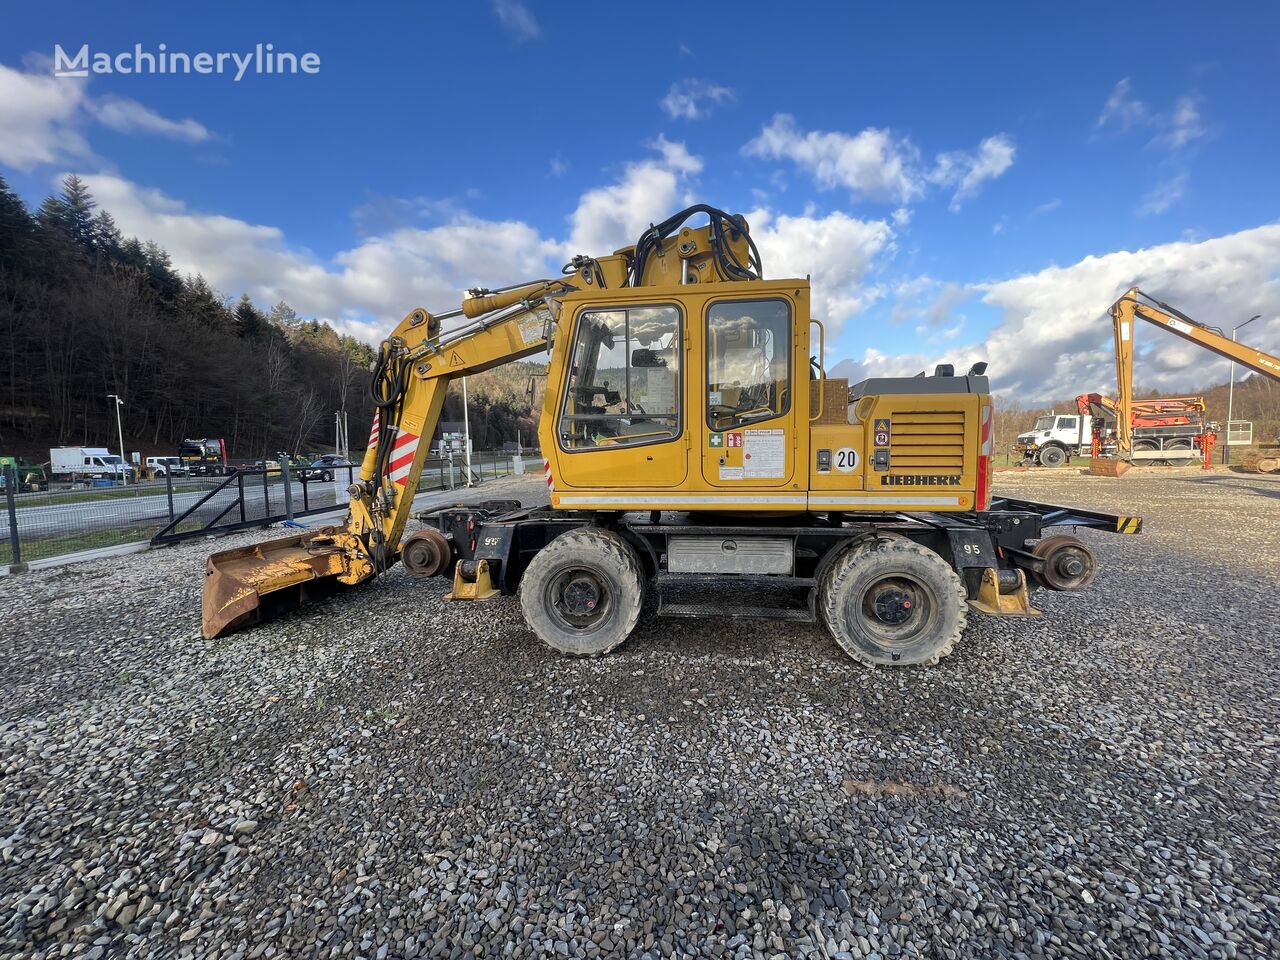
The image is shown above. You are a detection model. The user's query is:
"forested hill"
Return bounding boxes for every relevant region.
[0,174,540,461]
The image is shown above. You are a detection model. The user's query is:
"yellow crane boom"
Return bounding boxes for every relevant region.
[1109,287,1280,456]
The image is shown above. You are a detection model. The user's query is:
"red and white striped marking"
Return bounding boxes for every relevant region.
[367,412,380,449]
[979,405,993,455]
[387,430,420,487]
[544,458,554,492]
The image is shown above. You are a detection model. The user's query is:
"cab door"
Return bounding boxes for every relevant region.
[700,293,800,488]
[550,301,689,489]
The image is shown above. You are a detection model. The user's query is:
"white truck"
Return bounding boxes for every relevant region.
[1013,413,1094,467]
[49,447,132,481]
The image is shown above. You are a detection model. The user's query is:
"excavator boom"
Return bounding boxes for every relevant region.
[1107,287,1280,457]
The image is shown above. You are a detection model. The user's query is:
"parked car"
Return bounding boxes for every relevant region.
[302,455,354,482]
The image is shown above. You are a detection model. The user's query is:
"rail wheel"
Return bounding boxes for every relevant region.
[520,527,643,656]
[1037,445,1067,468]
[1163,438,1197,467]
[820,536,967,667]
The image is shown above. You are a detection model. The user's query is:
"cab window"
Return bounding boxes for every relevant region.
[706,299,790,430]
[1056,416,1076,429]
[557,305,681,450]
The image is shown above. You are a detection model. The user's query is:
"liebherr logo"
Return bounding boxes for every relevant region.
[880,475,962,486]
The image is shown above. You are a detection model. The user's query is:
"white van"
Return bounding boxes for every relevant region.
[145,456,188,477]
[49,447,131,481]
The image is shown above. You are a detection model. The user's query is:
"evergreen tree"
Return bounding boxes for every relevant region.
[269,301,300,328]
[90,209,123,261]
[143,241,182,298]
[37,174,98,250]
[234,293,268,339]
[0,174,36,270]
[118,236,148,271]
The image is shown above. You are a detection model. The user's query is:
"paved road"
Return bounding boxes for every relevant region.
[12,464,518,540]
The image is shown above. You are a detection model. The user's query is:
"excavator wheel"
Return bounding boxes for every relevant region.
[820,536,967,668]
[519,527,643,656]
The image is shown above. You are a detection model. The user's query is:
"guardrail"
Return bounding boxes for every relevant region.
[0,451,534,569]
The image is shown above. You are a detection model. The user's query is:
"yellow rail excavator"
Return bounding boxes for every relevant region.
[204,205,1143,666]
[1088,287,1280,476]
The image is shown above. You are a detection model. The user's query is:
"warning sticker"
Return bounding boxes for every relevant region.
[873,417,891,448]
[743,428,786,479]
[726,432,743,448]
[516,309,551,345]
[718,466,744,481]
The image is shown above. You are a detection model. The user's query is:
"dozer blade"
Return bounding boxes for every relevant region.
[202,528,361,639]
[1088,458,1131,478]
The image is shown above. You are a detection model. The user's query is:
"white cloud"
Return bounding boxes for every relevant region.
[1096,78,1208,150]
[563,137,702,254]
[79,172,555,343]
[748,208,894,336]
[491,0,540,41]
[1137,173,1188,216]
[885,276,972,330]
[1154,95,1207,149]
[1031,198,1062,216]
[70,141,713,343]
[659,79,735,120]
[831,225,1280,401]
[744,114,1014,209]
[1096,78,1148,132]
[0,61,213,171]
[0,63,91,170]
[89,95,210,142]
[928,134,1016,211]
[744,114,923,204]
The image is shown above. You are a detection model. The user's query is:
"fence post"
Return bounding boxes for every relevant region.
[262,464,271,516]
[4,466,24,573]
[280,457,294,521]
[165,468,175,522]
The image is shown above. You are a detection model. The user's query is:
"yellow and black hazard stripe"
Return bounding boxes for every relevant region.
[1114,516,1142,534]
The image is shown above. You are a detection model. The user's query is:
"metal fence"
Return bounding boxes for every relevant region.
[0,451,531,570]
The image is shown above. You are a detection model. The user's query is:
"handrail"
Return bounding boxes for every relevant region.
[809,318,826,422]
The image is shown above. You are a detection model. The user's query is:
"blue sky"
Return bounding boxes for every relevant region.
[2,1,1278,400]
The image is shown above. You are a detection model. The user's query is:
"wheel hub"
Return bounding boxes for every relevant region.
[562,574,601,616]
[869,584,917,625]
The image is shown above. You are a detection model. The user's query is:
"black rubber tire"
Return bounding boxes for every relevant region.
[321,471,333,482]
[820,536,967,667]
[519,527,643,656]
[1163,439,1197,467]
[1037,445,1067,468]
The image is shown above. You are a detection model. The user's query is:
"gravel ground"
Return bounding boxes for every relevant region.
[2,470,1278,960]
